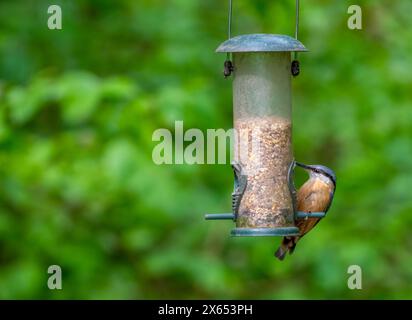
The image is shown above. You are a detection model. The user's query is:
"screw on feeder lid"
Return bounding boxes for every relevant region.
[216,34,307,53]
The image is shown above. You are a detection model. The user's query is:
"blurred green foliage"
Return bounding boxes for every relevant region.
[0,0,412,299]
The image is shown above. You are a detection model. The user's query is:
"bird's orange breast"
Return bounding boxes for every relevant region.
[295,179,334,237]
[297,179,333,212]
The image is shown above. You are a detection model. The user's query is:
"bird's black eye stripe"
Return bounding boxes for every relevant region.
[311,167,335,185]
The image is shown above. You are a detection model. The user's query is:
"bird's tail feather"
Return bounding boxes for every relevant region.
[274,246,287,261]
[289,243,297,255]
[274,237,298,261]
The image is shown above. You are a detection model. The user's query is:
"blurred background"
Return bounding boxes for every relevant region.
[0,0,411,299]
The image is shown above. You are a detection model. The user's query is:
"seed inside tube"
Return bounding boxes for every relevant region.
[234,116,294,228]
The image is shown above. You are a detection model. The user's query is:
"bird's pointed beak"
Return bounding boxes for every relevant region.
[295,162,311,170]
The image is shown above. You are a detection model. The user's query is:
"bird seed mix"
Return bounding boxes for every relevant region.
[234,116,295,228]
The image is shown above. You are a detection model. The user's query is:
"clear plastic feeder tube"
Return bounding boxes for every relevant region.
[217,34,307,236]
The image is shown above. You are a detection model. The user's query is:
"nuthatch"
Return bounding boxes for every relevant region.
[275,162,336,260]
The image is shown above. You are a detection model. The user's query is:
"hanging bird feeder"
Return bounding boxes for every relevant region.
[205,0,327,236]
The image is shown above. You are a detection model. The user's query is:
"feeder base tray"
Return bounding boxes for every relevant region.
[231,227,299,237]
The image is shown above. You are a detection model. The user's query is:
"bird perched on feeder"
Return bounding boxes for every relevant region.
[275,162,336,260]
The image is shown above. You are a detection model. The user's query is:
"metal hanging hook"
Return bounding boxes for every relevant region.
[223,0,234,78]
[294,0,300,44]
[291,0,301,76]
[228,0,233,41]
[222,0,301,77]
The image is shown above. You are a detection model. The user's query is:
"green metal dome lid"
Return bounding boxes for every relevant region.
[216,33,307,53]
